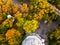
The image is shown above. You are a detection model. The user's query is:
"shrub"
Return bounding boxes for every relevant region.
[48,29,60,45]
[23,19,38,34]
[5,28,23,45]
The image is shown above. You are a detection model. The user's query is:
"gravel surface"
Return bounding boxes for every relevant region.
[13,0,20,4]
[35,21,58,45]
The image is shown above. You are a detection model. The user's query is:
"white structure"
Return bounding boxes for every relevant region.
[7,14,15,21]
[7,14,12,18]
[44,20,47,24]
[22,33,45,45]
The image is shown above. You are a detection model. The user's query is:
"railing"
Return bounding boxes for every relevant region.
[48,3,60,16]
